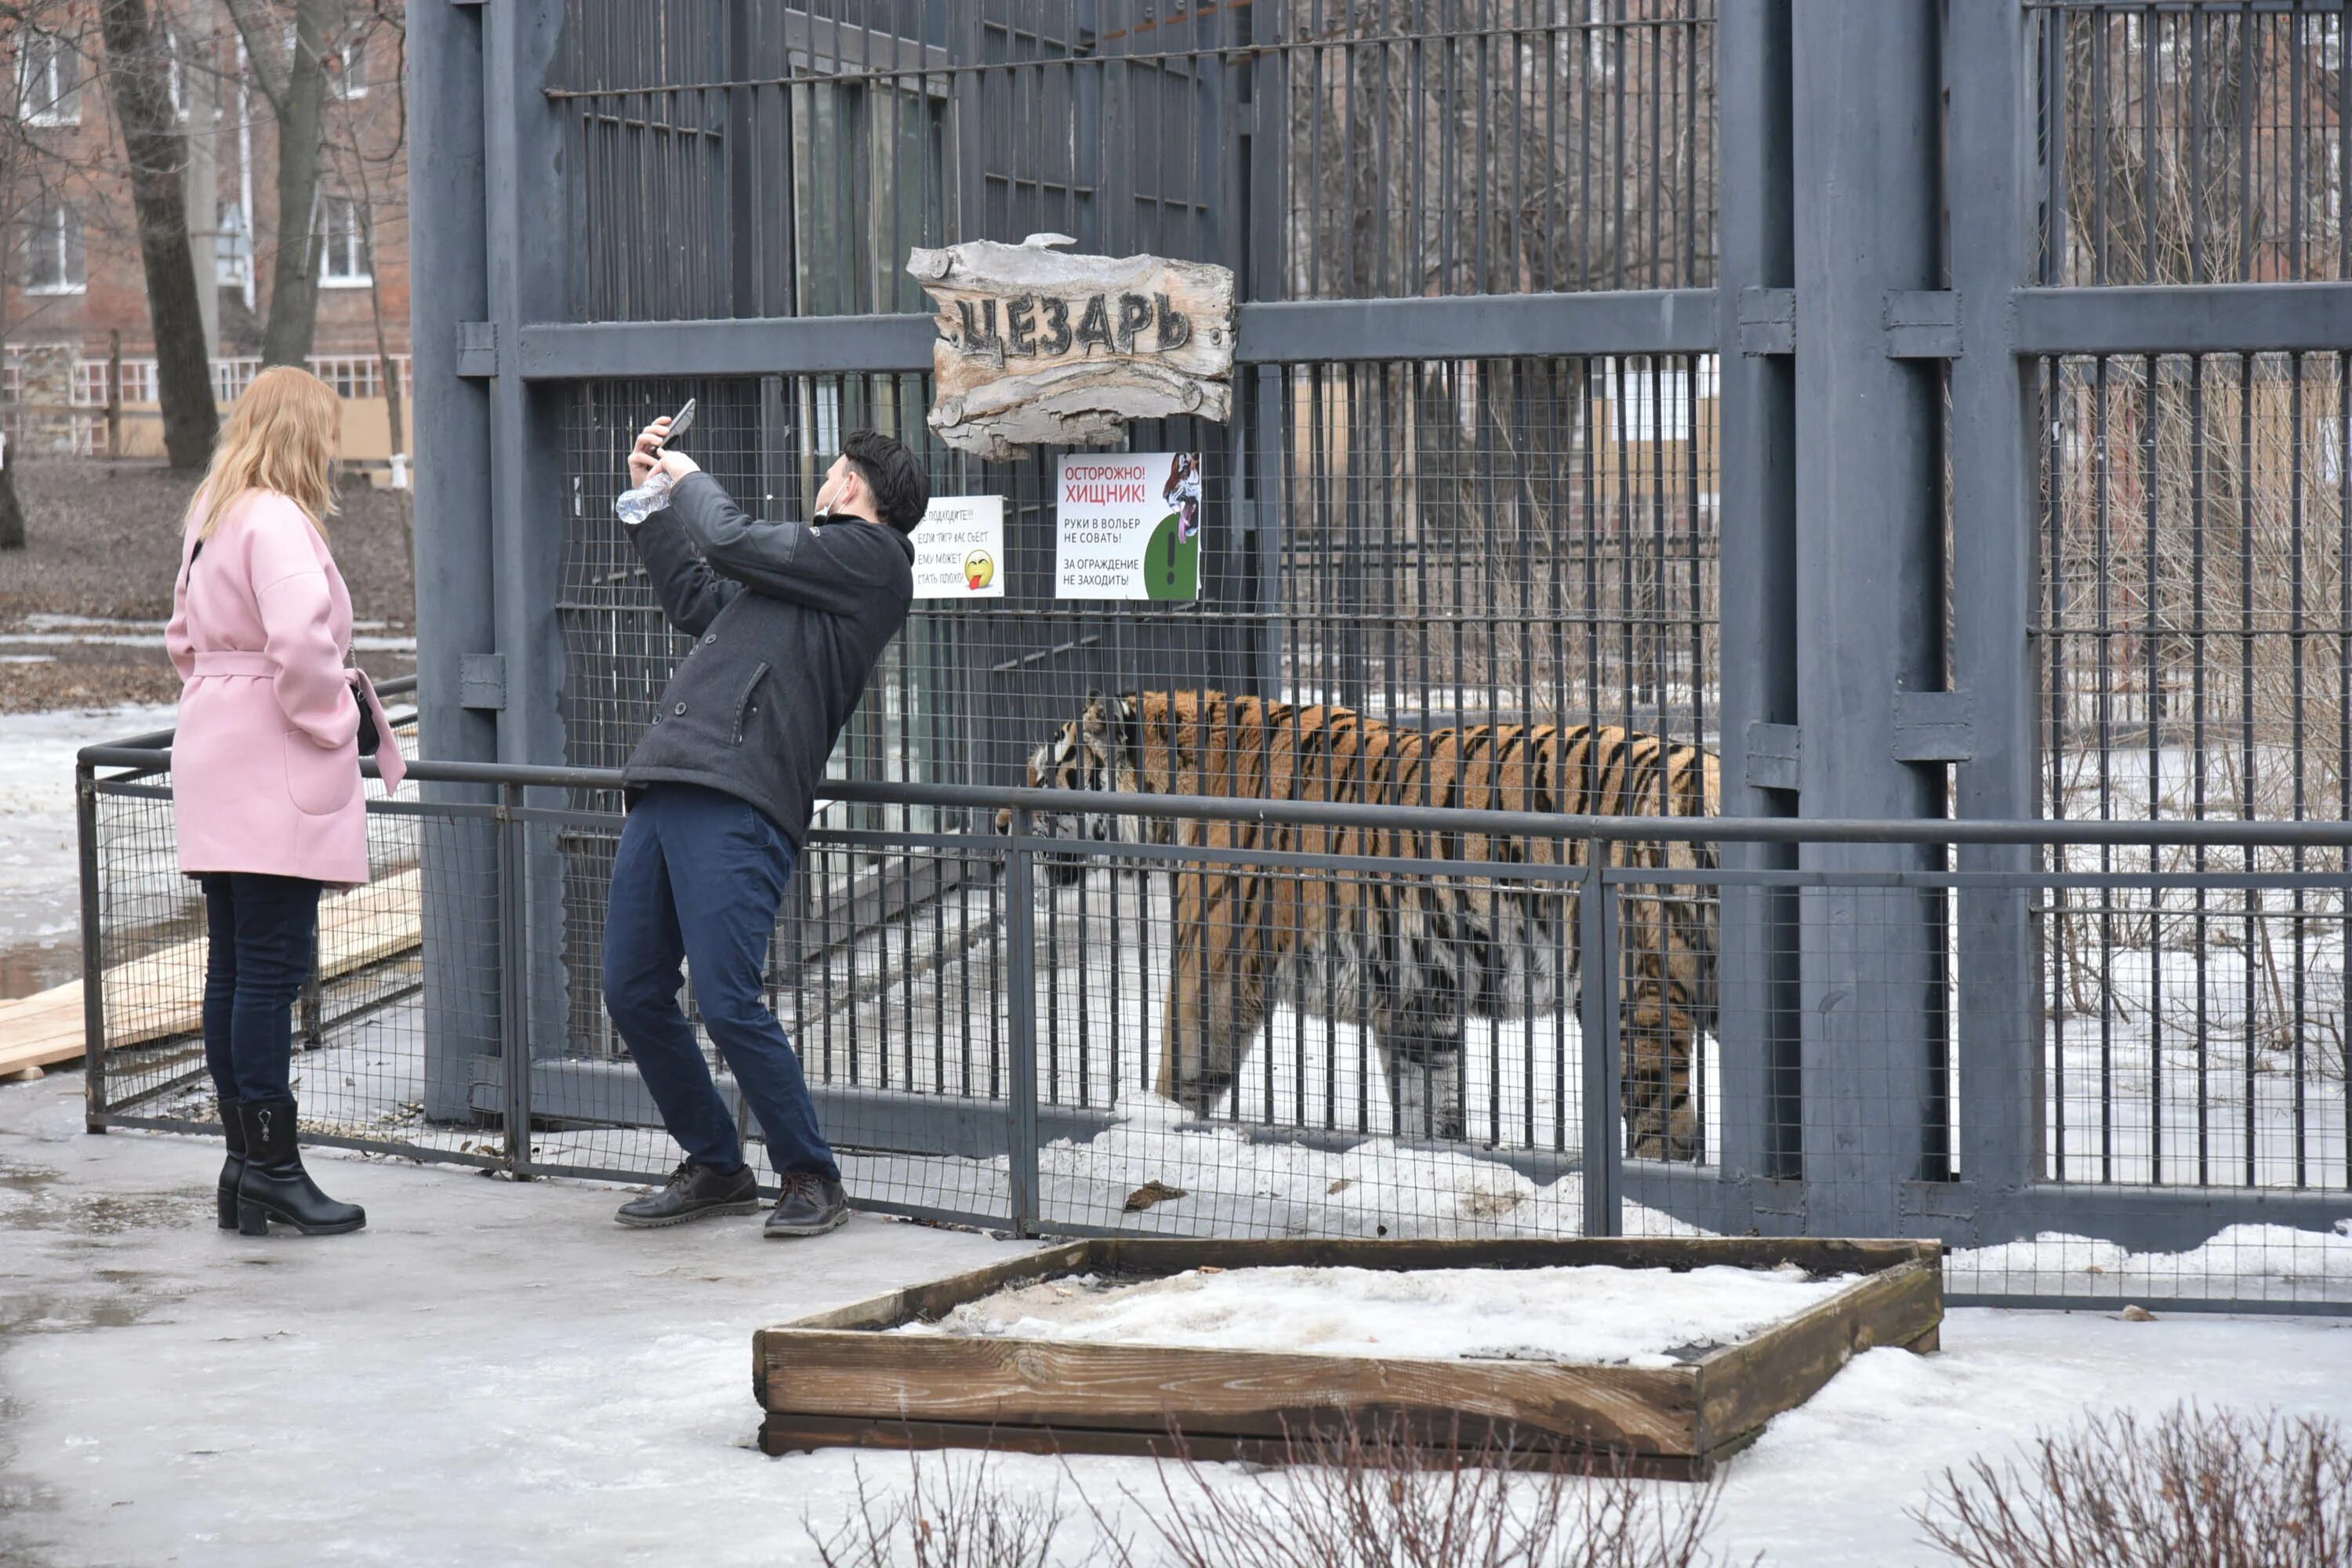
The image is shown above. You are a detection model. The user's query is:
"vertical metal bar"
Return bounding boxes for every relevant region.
[1713,0,1798,1196]
[1578,840,1620,1239]
[1005,808,1040,1236]
[499,782,532,1178]
[482,0,573,1112]
[1949,0,2045,1203]
[299,971,323,1051]
[77,761,109,1131]
[410,0,501,1122]
[2240,351,2258,1189]
[1791,0,1944,1232]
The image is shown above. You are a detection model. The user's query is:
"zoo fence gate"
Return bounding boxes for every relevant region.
[76,717,2352,1316]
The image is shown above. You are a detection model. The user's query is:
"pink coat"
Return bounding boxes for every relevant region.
[167,488,406,887]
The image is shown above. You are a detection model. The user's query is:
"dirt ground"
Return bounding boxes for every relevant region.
[0,459,417,713]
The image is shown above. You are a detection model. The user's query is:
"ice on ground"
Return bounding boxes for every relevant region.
[898,1261,1857,1367]
[0,701,178,954]
[8,1068,2352,1568]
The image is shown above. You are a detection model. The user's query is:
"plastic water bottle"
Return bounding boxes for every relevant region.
[615,470,675,525]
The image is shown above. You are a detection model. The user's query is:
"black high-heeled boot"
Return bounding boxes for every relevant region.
[217,1097,245,1229]
[235,1098,366,1236]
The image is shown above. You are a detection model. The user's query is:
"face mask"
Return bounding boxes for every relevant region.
[813,472,845,523]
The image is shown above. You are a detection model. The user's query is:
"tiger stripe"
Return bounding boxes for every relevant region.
[1006,690,1721,1158]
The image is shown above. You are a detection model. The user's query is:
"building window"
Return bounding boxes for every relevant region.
[217,202,252,288]
[215,358,262,403]
[1602,355,1718,445]
[22,203,85,294]
[316,196,370,287]
[16,32,81,126]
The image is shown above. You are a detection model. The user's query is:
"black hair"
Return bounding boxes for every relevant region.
[838,429,930,535]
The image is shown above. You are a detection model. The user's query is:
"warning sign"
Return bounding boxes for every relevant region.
[909,495,1006,600]
[1054,452,1201,601]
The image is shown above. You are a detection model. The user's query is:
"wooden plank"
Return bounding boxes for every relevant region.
[0,866,423,1076]
[774,1241,1098,1332]
[1091,1235,1937,1280]
[759,1412,1716,1481]
[760,1332,1703,1455]
[1692,1259,1944,1451]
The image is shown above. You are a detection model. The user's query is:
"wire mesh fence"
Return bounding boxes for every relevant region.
[2033,0,2350,289]
[78,711,2352,1312]
[545,0,1719,322]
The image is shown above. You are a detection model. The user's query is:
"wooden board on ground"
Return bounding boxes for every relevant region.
[0,866,423,1077]
[755,1236,1944,1479]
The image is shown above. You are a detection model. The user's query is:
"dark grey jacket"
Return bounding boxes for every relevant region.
[622,471,914,847]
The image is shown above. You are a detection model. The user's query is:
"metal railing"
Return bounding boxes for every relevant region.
[73,698,2350,1313]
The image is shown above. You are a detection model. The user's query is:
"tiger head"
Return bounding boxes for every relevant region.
[996,690,1148,884]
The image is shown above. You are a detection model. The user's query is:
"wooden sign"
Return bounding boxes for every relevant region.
[906,234,1235,460]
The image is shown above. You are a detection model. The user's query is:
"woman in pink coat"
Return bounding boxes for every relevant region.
[168,365,404,1238]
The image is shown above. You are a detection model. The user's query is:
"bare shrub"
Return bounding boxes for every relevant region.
[1103,1413,1752,1568]
[1913,1404,2352,1568]
[805,1450,1100,1568]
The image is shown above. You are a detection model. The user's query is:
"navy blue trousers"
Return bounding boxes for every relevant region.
[601,783,839,1181]
[201,873,322,1104]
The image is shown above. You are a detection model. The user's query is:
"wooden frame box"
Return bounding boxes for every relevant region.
[757,1236,1943,1479]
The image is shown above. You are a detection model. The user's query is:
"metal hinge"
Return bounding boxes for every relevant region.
[456,321,498,378]
[1744,722,1801,793]
[1738,288,1795,356]
[460,654,508,713]
[1891,688,1975,762]
[1884,291,1962,359]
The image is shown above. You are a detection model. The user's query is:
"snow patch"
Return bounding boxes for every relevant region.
[895,1261,1858,1367]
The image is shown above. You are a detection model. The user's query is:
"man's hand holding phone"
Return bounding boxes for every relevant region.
[618,401,702,527]
[627,417,671,488]
[630,419,702,487]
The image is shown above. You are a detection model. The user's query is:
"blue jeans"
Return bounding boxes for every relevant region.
[601,784,839,1182]
[201,873,322,1104]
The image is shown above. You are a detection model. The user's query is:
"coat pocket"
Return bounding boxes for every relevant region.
[284,730,360,816]
[731,662,772,746]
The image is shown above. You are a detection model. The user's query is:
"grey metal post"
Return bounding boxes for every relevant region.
[1711,0,1800,1204]
[1004,810,1041,1236]
[78,761,107,1131]
[1791,0,1948,1235]
[1578,844,1622,1239]
[484,0,575,1073]
[498,781,532,1176]
[410,0,503,1120]
[1945,0,2045,1223]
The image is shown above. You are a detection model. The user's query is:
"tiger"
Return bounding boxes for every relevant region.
[999,689,1721,1160]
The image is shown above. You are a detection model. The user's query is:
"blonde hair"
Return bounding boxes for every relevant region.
[187,365,343,541]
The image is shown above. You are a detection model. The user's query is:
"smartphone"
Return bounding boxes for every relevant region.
[655,397,695,448]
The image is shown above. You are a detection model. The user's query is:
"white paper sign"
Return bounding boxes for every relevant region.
[1054,451,1202,601]
[909,495,1006,599]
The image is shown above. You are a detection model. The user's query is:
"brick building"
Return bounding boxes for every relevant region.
[4,6,409,468]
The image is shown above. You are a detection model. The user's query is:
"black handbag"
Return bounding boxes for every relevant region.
[354,677,381,757]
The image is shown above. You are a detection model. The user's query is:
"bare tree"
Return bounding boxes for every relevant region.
[98,0,216,467]
[225,0,340,366]
[321,0,405,549]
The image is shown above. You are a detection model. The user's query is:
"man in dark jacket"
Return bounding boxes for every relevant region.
[604,419,923,1237]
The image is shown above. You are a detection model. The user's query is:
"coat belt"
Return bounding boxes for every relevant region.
[189,652,278,677]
